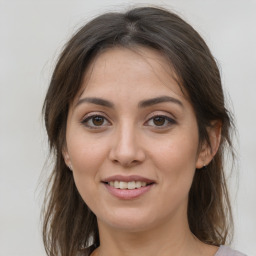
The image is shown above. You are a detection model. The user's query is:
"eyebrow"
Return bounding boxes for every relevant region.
[76,97,114,108]
[138,96,183,108]
[76,96,183,108]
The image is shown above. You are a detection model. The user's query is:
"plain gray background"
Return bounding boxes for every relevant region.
[0,0,255,255]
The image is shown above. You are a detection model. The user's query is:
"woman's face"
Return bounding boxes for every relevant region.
[63,47,207,232]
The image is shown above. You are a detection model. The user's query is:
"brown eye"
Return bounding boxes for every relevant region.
[146,115,176,128]
[153,116,166,126]
[92,116,104,126]
[82,114,110,129]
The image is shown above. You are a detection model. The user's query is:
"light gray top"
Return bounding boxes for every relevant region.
[215,246,247,256]
[87,245,247,256]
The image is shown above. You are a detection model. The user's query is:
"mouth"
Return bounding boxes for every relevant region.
[102,175,155,199]
[102,175,155,189]
[104,180,154,190]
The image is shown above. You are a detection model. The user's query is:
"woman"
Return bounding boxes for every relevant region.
[42,6,246,256]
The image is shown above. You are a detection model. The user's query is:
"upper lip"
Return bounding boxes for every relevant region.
[102,175,155,184]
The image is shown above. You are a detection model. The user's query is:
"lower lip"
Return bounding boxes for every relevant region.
[104,183,154,200]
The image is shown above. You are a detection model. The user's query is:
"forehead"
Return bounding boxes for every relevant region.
[77,47,185,101]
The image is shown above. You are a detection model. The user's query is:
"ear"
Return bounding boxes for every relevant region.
[62,146,73,171]
[196,121,222,169]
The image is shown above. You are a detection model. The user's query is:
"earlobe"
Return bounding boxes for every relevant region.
[196,121,222,169]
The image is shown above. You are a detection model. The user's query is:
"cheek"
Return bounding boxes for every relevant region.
[152,131,199,170]
[150,131,199,193]
[67,130,107,171]
[66,133,108,197]
[68,142,105,211]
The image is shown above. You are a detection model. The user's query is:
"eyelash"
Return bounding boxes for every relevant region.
[81,114,111,129]
[145,115,176,128]
[81,114,176,129]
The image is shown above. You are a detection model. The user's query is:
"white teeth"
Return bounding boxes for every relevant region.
[141,181,147,187]
[128,181,135,189]
[114,181,119,189]
[120,181,128,189]
[108,181,148,189]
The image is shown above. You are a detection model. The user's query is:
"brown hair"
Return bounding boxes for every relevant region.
[42,6,234,256]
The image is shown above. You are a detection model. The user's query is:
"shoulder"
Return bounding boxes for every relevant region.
[215,245,247,256]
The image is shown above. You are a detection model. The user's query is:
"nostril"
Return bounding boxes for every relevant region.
[111,158,140,168]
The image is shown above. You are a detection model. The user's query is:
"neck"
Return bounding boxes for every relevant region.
[93,214,216,256]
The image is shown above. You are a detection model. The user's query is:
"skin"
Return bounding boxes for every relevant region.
[63,47,221,256]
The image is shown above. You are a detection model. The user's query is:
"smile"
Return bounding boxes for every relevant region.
[108,181,148,189]
[102,175,155,200]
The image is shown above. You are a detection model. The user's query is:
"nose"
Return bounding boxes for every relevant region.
[109,123,146,167]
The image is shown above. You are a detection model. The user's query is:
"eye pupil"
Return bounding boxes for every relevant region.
[153,116,165,126]
[92,116,104,126]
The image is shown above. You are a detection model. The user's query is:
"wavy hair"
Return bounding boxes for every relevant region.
[42,6,234,256]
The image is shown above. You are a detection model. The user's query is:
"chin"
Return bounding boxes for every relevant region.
[97,207,158,232]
